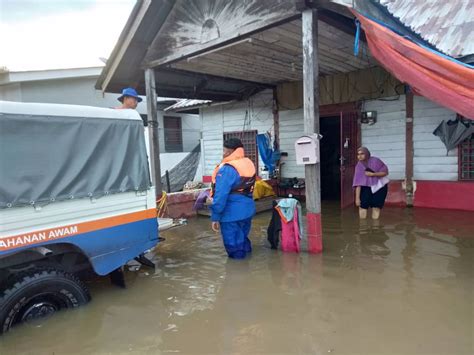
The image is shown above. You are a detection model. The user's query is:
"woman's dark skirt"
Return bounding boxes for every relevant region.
[360,184,388,209]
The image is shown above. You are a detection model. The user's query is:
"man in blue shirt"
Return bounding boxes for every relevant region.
[210,138,256,259]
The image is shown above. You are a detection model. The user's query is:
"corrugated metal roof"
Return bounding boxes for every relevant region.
[164,99,212,112]
[378,0,474,58]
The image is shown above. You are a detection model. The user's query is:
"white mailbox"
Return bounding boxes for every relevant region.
[295,134,321,165]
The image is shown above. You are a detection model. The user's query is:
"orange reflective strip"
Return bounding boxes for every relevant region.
[0,208,157,252]
[79,208,156,234]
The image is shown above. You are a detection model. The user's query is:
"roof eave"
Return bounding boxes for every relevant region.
[95,0,149,92]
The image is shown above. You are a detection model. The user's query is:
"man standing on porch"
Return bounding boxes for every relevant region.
[209,138,256,259]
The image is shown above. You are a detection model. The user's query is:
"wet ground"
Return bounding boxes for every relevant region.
[1,203,473,355]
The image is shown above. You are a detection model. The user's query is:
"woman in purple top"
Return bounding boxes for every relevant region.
[353,147,389,219]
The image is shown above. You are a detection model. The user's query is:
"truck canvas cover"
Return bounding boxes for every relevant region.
[0,103,151,209]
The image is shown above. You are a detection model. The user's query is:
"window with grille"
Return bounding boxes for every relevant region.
[164,116,183,152]
[223,130,258,170]
[459,133,474,181]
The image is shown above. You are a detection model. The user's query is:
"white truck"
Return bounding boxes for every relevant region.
[0,101,160,333]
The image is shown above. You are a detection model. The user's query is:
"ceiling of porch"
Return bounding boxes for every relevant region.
[96,1,381,101]
[166,19,376,85]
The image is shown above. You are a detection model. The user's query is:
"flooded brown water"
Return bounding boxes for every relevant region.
[1,203,473,355]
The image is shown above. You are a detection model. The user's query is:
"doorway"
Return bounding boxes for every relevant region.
[320,116,341,201]
[318,104,360,207]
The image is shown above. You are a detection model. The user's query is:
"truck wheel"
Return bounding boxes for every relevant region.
[0,268,90,334]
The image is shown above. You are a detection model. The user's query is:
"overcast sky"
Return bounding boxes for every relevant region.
[0,0,135,71]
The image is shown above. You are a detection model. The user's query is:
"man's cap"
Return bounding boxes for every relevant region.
[224,137,244,149]
[117,87,143,103]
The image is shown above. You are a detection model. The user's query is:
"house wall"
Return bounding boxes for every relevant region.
[201,91,471,211]
[2,76,201,153]
[412,96,473,211]
[202,93,460,182]
[278,96,411,182]
[277,66,401,109]
[201,90,274,176]
[201,105,224,177]
[0,83,22,101]
[362,96,406,180]
[361,95,461,182]
[361,95,473,211]
[413,95,458,181]
[158,113,201,153]
[201,90,310,179]
[18,77,133,111]
[279,109,305,178]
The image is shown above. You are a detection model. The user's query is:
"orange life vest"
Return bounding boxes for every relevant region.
[211,147,256,197]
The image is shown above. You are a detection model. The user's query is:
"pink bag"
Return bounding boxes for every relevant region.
[281,208,300,253]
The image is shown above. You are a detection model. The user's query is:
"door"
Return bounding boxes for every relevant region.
[340,112,359,208]
[164,116,183,152]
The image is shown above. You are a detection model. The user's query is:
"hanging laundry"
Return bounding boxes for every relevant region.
[433,118,474,154]
[280,207,301,253]
[275,198,303,253]
[267,200,282,249]
[257,133,280,175]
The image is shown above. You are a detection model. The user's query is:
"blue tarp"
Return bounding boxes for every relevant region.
[257,133,280,174]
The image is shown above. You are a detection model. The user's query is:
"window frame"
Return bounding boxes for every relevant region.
[223,130,259,171]
[163,116,183,153]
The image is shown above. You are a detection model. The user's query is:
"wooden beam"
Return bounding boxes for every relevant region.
[172,61,278,84]
[318,9,367,43]
[144,1,302,68]
[255,25,368,72]
[145,68,163,197]
[273,87,280,147]
[302,9,322,253]
[193,78,208,97]
[242,38,301,64]
[163,67,274,88]
[187,53,298,80]
[196,52,302,80]
[186,38,252,61]
[176,56,294,84]
[319,101,359,116]
[405,86,414,207]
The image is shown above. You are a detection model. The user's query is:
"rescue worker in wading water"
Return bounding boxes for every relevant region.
[209,138,256,259]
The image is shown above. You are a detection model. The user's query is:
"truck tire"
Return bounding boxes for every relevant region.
[0,268,90,334]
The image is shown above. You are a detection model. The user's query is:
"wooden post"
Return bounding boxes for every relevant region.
[405,86,414,206]
[272,87,280,147]
[165,170,171,193]
[145,68,163,197]
[302,8,322,253]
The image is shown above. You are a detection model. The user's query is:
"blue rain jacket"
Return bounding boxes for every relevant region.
[210,165,256,223]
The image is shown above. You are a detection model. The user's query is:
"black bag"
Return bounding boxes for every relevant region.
[267,200,282,249]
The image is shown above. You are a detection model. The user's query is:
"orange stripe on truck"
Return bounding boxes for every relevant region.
[0,208,157,252]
